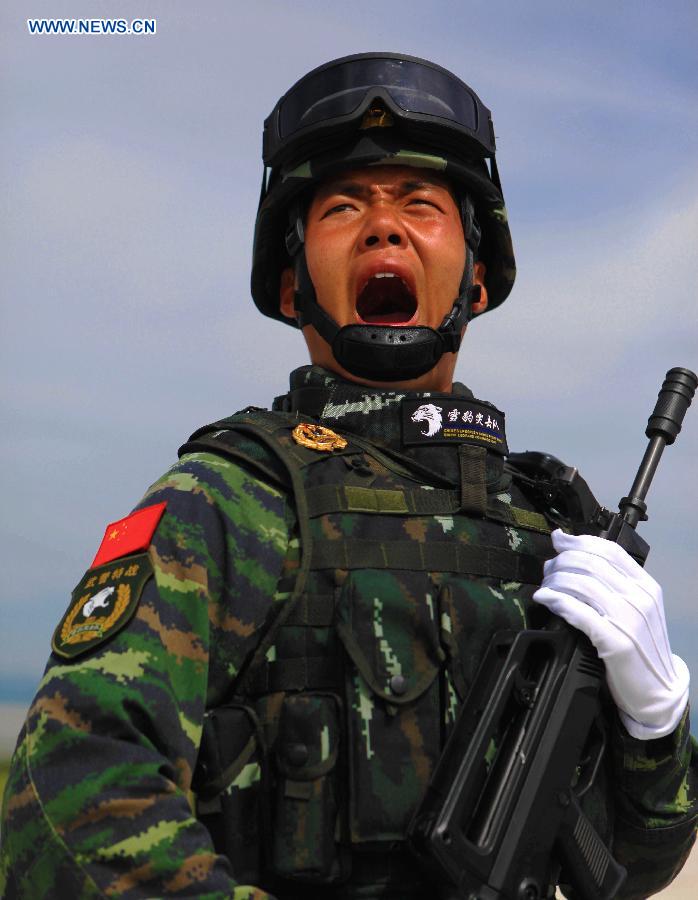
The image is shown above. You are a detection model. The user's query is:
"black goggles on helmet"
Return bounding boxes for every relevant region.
[263,52,496,169]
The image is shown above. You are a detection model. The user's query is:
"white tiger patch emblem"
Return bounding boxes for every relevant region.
[411,403,443,437]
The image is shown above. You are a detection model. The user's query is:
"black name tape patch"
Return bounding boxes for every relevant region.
[402,398,508,455]
[52,552,153,659]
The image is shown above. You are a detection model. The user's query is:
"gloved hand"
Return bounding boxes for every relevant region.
[533,529,689,740]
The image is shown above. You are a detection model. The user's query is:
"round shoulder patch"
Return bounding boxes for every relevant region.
[51,552,153,659]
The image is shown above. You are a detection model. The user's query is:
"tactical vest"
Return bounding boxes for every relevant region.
[181,405,556,897]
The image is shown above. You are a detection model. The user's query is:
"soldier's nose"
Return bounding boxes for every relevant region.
[365,233,402,247]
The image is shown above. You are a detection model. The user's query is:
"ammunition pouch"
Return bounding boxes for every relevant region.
[193,703,266,884]
[271,691,346,881]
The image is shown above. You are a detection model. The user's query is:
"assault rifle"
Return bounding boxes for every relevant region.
[407,368,697,900]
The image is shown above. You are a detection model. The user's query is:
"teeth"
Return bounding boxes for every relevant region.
[374,272,397,279]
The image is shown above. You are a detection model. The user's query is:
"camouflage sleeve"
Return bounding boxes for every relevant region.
[612,705,698,898]
[0,451,289,899]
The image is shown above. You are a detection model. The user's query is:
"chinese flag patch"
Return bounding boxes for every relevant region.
[91,502,167,568]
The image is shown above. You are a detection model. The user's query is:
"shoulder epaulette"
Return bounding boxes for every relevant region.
[178,407,298,490]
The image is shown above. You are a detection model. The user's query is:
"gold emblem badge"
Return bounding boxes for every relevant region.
[292,423,347,452]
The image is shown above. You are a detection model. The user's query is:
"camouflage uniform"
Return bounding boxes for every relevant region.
[2,366,696,899]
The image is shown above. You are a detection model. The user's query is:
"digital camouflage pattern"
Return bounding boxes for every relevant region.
[1,366,696,899]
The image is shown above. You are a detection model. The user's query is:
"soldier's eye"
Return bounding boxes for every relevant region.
[323,202,355,217]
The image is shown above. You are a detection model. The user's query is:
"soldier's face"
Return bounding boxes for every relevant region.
[280,165,487,390]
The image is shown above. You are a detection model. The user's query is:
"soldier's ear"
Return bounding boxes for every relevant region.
[279,267,297,321]
[471,261,488,315]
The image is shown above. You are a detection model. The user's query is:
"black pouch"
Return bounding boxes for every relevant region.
[192,703,265,884]
[271,691,347,883]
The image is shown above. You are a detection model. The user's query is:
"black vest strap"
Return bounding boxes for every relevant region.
[458,444,488,516]
[273,386,328,417]
[244,655,343,694]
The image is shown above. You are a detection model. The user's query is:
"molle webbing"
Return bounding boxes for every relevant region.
[306,483,455,515]
[304,483,551,533]
[310,539,543,582]
[244,594,341,695]
[180,414,555,533]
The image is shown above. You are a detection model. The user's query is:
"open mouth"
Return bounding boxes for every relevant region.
[356,273,418,326]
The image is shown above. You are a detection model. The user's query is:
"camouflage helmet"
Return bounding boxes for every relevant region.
[251,52,515,328]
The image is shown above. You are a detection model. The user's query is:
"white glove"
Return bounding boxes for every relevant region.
[532,529,689,740]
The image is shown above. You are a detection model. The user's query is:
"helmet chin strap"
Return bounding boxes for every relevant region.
[285,196,481,382]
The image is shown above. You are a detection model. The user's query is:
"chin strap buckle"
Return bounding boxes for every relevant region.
[285,217,305,258]
[285,201,306,258]
[438,287,480,353]
[461,194,481,253]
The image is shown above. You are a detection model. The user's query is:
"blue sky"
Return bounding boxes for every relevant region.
[2,0,697,706]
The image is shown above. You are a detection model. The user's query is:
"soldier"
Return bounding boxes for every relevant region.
[1,52,696,899]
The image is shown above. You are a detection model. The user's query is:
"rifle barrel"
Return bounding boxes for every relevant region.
[618,368,696,529]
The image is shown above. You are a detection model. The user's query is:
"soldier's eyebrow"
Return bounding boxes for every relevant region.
[399,179,443,194]
[398,178,457,199]
[320,181,368,199]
